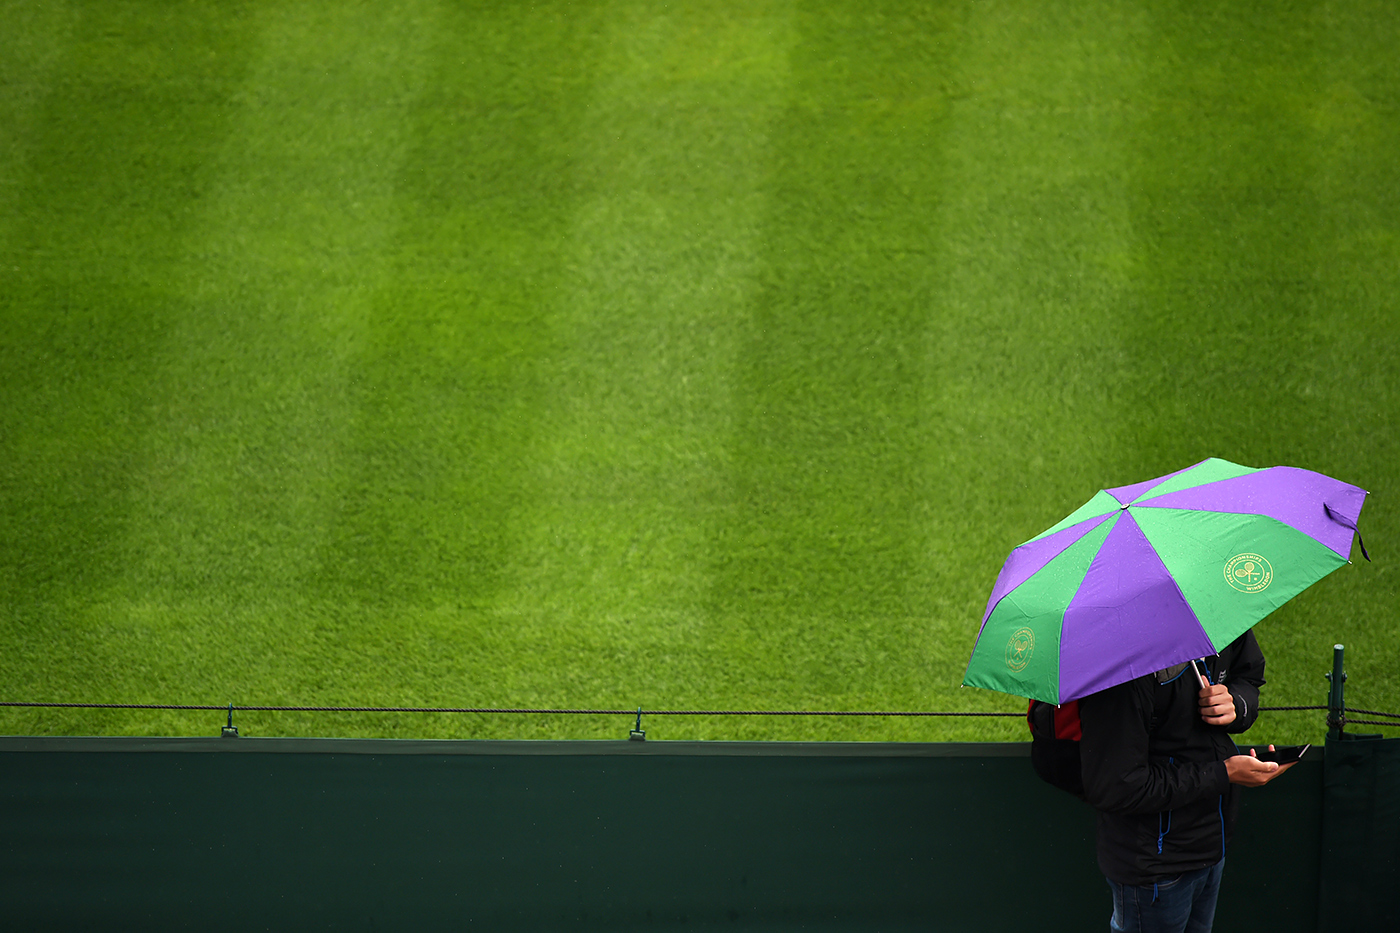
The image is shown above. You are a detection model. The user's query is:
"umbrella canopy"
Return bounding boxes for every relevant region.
[964,458,1368,705]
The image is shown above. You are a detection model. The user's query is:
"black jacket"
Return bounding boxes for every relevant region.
[1077,631,1265,885]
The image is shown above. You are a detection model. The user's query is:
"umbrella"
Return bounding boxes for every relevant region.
[963,457,1368,705]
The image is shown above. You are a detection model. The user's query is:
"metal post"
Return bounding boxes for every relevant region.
[1325,644,1346,741]
[221,702,240,738]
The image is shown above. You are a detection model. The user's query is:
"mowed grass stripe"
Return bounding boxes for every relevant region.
[1,2,259,600]
[0,3,262,734]
[700,3,965,740]
[305,3,615,723]
[918,2,1151,739]
[114,2,452,735]
[3,1,462,735]
[458,1,799,737]
[1119,0,1335,465]
[121,2,442,597]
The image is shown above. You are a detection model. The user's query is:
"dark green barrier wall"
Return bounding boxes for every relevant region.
[0,737,1324,931]
[1319,735,1400,932]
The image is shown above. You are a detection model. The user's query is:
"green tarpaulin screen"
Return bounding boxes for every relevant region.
[0,737,1329,930]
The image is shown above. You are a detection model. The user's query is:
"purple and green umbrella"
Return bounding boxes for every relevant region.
[964,458,1368,705]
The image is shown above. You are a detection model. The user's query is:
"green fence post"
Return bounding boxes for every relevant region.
[1325,645,1346,741]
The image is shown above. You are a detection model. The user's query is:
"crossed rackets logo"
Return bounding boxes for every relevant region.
[1225,553,1273,593]
[1005,627,1035,672]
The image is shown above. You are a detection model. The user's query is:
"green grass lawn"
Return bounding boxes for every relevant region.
[2,0,1397,744]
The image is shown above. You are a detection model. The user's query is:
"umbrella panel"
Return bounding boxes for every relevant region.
[1023,489,1119,546]
[980,508,1117,626]
[1113,457,1258,506]
[1133,506,1350,647]
[1056,512,1217,701]
[1136,467,1366,558]
[965,516,1117,704]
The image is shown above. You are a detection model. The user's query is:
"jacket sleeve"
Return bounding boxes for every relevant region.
[1221,629,1266,735]
[1078,678,1230,816]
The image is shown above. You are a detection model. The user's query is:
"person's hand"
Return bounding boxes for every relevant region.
[1225,746,1296,786]
[1199,683,1237,726]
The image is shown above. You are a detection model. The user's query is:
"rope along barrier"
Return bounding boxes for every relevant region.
[0,701,1023,717]
[5,701,1393,719]
[1340,707,1400,719]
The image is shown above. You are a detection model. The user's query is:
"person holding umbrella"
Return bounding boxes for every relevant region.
[963,458,1369,933]
[1078,631,1293,932]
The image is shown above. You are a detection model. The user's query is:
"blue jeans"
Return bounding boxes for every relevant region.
[1108,859,1225,933]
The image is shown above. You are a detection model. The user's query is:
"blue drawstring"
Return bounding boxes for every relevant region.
[1161,660,1214,686]
[1150,808,1180,904]
[1219,795,1226,860]
[1155,754,1174,907]
[1161,665,1188,685]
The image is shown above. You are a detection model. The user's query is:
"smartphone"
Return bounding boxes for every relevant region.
[1190,659,1210,690]
[1252,744,1310,764]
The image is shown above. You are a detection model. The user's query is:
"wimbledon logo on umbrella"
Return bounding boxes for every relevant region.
[1225,553,1273,593]
[1005,627,1035,672]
